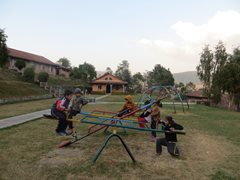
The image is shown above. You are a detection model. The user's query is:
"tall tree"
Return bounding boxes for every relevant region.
[148,64,174,86]
[132,72,145,92]
[70,62,97,84]
[219,48,240,111]
[211,41,228,103]
[0,29,9,68]
[196,45,214,98]
[115,60,132,85]
[57,57,71,68]
[106,67,113,74]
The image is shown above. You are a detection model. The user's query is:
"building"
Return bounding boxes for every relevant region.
[186,90,209,104]
[7,48,70,78]
[91,73,127,94]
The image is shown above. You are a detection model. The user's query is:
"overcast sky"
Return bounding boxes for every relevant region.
[1,0,240,73]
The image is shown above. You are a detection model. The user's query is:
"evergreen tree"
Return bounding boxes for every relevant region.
[0,29,9,68]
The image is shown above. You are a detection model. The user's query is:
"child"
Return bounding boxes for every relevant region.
[156,116,184,157]
[137,100,152,128]
[51,90,73,136]
[150,100,162,142]
[118,95,137,117]
[67,88,88,134]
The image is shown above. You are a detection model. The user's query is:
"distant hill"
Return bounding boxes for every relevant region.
[173,71,200,84]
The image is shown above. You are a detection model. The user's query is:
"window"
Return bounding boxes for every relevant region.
[98,85,102,90]
[109,77,112,80]
[105,77,108,80]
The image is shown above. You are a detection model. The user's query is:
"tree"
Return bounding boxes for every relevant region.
[132,72,145,92]
[186,82,196,92]
[57,57,71,68]
[196,45,214,98]
[106,67,113,74]
[148,64,174,86]
[70,62,97,84]
[0,29,9,68]
[211,41,228,103]
[38,72,49,82]
[23,67,35,82]
[219,48,240,111]
[115,60,132,85]
[15,59,26,71]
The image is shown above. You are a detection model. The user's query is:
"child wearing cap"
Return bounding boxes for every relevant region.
[67,88,88,134]
[156,116,184,157]
[118,95,137,117]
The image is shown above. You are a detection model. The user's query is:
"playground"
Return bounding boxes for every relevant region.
[0,96,239,180]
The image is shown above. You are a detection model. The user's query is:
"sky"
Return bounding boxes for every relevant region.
[1,0,240,74]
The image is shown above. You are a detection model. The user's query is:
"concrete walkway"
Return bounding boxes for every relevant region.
[0,109,50,129]
[0,94,111,129]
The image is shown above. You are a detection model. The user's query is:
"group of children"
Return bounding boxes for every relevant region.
[51,90,184,157]
[117,95,184,157]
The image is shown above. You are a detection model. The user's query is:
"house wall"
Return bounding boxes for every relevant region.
[58,69,70,78]
[8,57,56,76]
[92,84,124,93]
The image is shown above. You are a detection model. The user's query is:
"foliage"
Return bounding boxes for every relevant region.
[132,72,145,92]
[211,41,228,103]
[57,57,71,68]
[15,59,26,70]
[196,44,214,98]
[105,67,113,74]
[219,48,240,111]
[23,67,35,82]
[38,72,49,82]
[115,60,132,85]
[147,64,174,86]
[0,29,9,68]
[70,62,97,84]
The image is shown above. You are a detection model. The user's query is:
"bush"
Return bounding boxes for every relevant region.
[15,59,26,70]
[38,72,49,82]
[23,67,35,82]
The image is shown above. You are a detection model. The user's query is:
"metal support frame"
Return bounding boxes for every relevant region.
[93,133,136,163]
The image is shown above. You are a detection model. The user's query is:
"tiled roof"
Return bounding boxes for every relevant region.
[8,48,56,66]
[92,72,127,84]
[186,90,207,98]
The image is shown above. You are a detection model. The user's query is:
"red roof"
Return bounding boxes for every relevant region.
[8,48,56,66]
[186,90,207,98]
[92,72,127,85]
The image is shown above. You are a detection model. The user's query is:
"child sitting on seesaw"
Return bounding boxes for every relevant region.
[67,88,88,134]
[51,90,73,136]
[117,95,137,117]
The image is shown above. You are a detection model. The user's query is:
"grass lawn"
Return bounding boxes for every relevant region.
[0,98,56,119]
[0,100,239,179]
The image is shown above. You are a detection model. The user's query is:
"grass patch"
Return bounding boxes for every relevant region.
[0,69,48,98]
[0,98,56,119]
[0,102,240,179]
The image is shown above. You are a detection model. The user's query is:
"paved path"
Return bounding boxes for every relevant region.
[0,94,111,129]
[0,109,50,129]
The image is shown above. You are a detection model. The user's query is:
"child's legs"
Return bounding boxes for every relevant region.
[55,112,68,132]
[137,117,145,128]
[151,120,157,137]
[167,142,180,156]
[156,138,167,154]
[67,110,79,129]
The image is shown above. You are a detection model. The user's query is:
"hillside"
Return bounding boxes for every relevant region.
[0,69,49,98]
[173,71,200,84]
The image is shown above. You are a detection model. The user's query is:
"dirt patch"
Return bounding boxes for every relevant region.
[38,131,239,179]
[39,148,86,168]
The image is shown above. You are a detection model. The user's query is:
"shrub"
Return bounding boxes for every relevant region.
[38,72,49,82]
[23,67,35,82]
[15,59,26,70]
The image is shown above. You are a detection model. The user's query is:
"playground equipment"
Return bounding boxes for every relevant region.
[137,85,189,113]
[57,87,186,163]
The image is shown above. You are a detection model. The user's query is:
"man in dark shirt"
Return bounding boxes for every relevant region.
[156,116,184,157]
